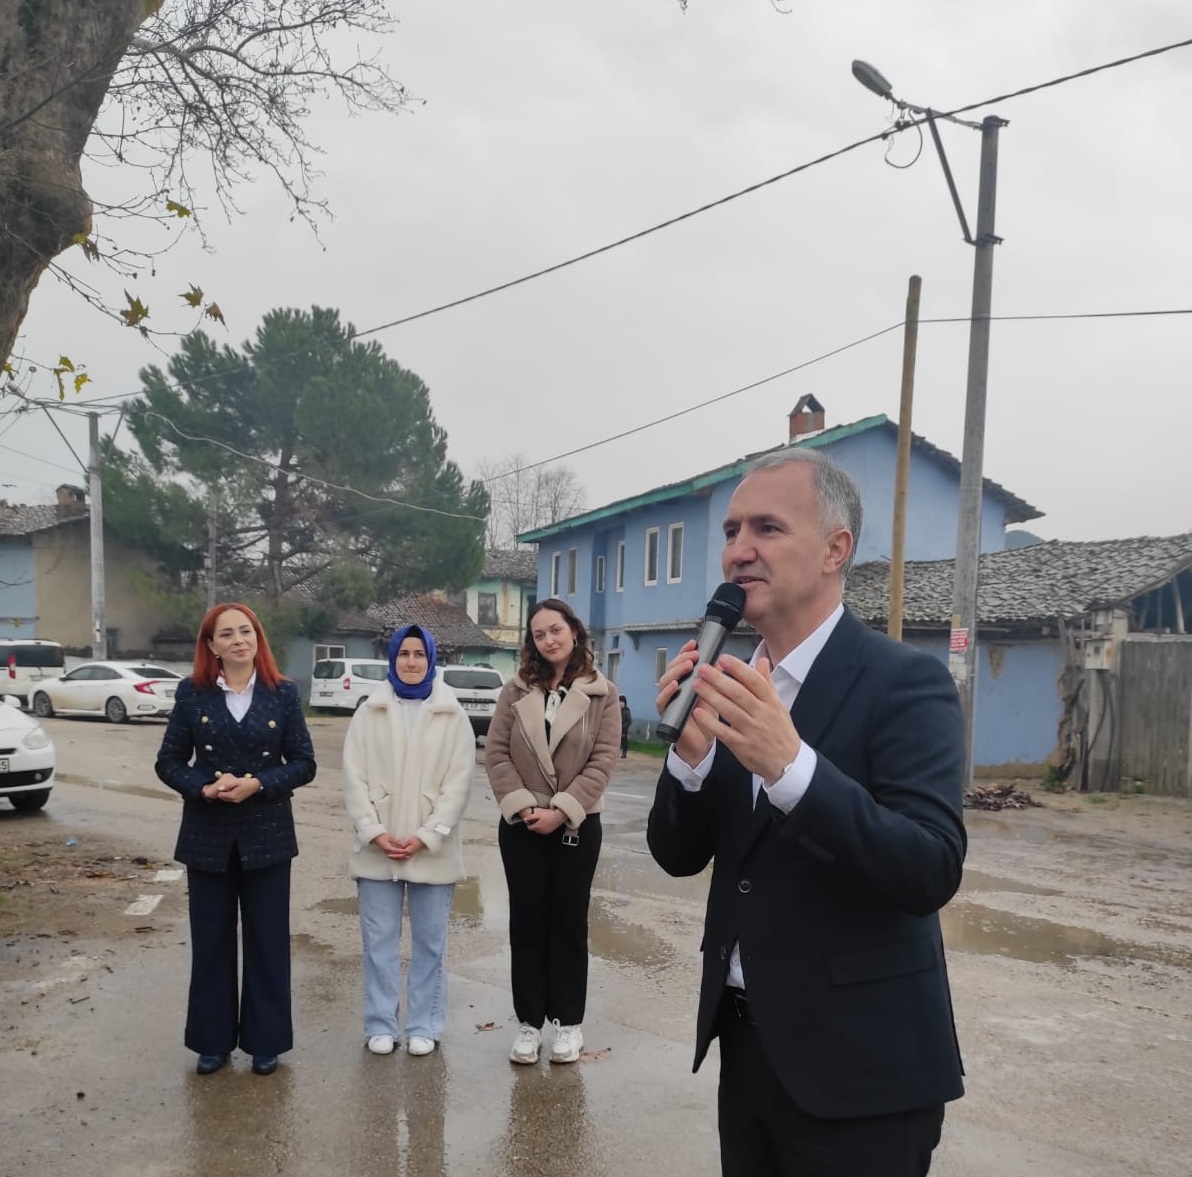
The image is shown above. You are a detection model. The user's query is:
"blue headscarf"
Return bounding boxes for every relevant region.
[386,624,437,700]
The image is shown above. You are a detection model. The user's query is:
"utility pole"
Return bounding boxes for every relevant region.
[87,411,107,660]
[205,486,218,611]
[948,116,1006,787]
[888,274,921,641]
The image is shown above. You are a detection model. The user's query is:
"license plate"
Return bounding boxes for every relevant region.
[463,702,486,712]
[0,758,9,773]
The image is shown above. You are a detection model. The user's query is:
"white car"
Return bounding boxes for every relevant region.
[0,698,55,811]
[309,658,390,712]
[439,664,504,737]
[31,661,182,723]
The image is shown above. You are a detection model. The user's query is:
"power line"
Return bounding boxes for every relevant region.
[18,35,1192,414]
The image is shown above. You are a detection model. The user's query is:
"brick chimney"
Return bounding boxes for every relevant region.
[55,483,87,518]
[788,395,825,442]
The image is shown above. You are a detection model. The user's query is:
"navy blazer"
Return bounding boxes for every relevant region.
[156,677,316,872]
[648,607,966,1120]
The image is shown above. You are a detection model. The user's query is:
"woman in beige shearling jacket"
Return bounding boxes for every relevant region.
[484,598,620,1066]
[342,624,474,1058]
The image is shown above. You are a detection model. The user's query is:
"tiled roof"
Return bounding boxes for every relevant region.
[844,533,1192,627]
[482,549,537,582]
[0,504,85,536]
[336,592,500,650]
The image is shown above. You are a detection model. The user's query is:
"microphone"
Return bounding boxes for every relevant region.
[656,582,747,744]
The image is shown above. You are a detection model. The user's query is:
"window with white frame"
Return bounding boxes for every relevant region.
[314,644,346,666]
[654,647,669,684]
[567,548,578,595]
[644,527,660,586]
[550,551,561,597]
[667,523,684,583]
[595,555,606,593]
[605,649,621,683]
[615,541,625,591]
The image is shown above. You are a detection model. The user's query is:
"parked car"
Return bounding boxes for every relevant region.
[0,698,55,810]
[439,664,505,737]
[0,638,66,709]
[31,662,182,723]
[309,658,390,712]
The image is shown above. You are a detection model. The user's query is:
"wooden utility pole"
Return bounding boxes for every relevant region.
[888,275,921,641]
[87,411,107,659]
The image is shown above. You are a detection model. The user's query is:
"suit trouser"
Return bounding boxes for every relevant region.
[715,992,944,1177]
[498,815,601,1027]
[185,855,293,1057]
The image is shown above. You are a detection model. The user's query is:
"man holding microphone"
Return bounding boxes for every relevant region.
[648,448,967,1177]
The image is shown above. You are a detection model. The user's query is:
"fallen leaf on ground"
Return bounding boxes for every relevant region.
[474,1021,500,1032]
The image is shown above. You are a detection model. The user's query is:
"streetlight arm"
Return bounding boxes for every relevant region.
[923,113,975,246]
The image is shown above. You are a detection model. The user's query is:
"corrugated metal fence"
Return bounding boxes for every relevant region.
[1116,634,1192,798]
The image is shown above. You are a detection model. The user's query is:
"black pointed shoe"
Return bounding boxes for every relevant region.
[251,1055,279,1076]
[195,1053,229,1075]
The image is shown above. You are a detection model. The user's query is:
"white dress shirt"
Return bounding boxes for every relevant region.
[664,603,844,989]
[216,671,257,722]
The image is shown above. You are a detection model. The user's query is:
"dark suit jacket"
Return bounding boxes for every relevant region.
[647,607,966,1120]
[155,677,316,872]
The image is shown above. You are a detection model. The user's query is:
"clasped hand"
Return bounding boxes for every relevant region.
[201,772,261,803]
[371,832,426,860]
[520,805,567,836]
[656,640,801,783]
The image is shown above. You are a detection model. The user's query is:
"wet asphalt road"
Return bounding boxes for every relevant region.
[2,713,1190,1176]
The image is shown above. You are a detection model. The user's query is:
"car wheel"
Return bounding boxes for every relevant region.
[32,692,53,719]
[10,788,50,812]
[105,696,128,724]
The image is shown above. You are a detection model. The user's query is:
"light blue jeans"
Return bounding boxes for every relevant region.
[357,878,456,1041]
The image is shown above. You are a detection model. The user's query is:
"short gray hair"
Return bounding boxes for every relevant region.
[744,448,863,577]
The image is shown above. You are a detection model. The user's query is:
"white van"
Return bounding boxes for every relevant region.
[0,639,66,708]
[439,664,505,737]
[309,658,389,712]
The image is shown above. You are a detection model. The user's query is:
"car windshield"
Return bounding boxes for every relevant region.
[313,661,345,679]
[127,666,182,678]
[442,669,503,690]
[1,644,65,669]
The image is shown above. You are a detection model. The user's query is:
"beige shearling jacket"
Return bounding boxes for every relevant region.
[342,677,475,884]
[484,670,621,829]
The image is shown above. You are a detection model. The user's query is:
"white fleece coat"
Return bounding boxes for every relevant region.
[342,677,475,884]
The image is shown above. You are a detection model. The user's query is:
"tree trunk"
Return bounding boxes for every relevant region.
[0,1,143,367]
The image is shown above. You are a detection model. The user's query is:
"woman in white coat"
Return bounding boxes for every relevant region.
[342,624,475,1057]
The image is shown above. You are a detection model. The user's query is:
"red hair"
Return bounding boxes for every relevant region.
[192,602,283,690]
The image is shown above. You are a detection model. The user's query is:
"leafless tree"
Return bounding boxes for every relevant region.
[477,453,588,549]
[0,0,408,369]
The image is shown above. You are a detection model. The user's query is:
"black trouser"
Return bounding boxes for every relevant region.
[497,815,601,1027]
[185,855,293,1057]
[716,991,944,1177]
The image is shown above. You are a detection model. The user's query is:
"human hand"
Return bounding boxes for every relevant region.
[213,774,262,804]
[523,806,566,836]
[388,836,426,860]
[372,832,406,859]
[655,640,716,768]
[689,655,801,783]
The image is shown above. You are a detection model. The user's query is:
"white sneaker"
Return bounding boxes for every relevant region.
[509,1023,541,1065]
[407,1036,435,1056]
[550,1020,583,1064]
[367,1034,395,1055]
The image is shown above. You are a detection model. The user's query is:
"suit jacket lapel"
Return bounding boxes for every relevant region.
[789,607,866,747]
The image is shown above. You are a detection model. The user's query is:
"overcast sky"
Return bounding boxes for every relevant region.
[5,0,1191,544]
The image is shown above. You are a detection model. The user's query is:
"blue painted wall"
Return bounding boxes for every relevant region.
[0,542,38,637]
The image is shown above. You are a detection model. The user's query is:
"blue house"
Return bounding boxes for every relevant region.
[519,405,1041,763]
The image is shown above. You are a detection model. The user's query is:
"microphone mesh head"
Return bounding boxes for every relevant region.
[706,582,747,628]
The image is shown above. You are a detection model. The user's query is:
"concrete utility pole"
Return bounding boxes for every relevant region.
[87,411,107,660]
[206,486,218,611]
[888,274,921,642]
[949,116,1006,788]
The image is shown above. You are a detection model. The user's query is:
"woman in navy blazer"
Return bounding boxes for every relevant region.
[156,602,316,1076]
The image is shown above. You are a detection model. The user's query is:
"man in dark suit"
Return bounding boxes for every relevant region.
[648,449,966,1176]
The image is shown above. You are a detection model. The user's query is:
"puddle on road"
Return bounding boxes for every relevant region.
[960,869,1060,897]
[451,877,674,971]
[313,897,358,916]
[943,900,1192,969]
[60,776,175,802]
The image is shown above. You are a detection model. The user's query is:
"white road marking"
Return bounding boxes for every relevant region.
[153,868,183,882]
[124,894,163,916]
[606,790,652,802]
